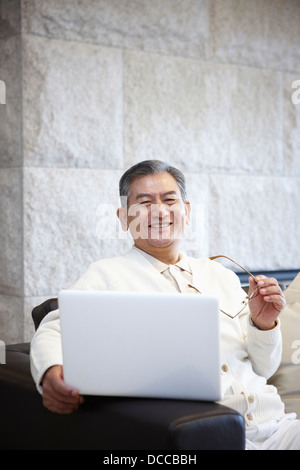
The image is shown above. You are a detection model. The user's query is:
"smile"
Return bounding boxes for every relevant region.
[149,222,172,228]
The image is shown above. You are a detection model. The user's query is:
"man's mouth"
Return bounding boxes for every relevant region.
[148,222,172,228]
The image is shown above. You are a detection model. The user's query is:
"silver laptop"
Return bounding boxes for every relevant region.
[59,290,222,401]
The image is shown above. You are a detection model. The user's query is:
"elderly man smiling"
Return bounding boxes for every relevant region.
[30,160,300,450]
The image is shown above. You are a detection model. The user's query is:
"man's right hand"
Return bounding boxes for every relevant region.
[42,365,84,414]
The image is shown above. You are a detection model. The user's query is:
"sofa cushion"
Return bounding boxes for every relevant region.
[268,273,300,416]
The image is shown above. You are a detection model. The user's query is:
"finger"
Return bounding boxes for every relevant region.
[43,397,81,414]
[257,278,285,300]
[248,275,258,286]
[45,366,80,398]
[255,276,279,287]
[261,293,286,308]
[42,366,83,413]
[43,386,81,406]
[54,380,80,399]
[43,375,78,400]
[259,285,282,296]
[248,276,259,297]
[43,388,84,413]
[253,276,284,298]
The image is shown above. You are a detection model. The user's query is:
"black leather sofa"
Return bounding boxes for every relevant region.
[0,299,245,451]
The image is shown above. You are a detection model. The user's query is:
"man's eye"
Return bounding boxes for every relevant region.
[140,201,151,205]
[165,199,177,204]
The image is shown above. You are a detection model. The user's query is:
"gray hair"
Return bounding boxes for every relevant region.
[119,160,187,206]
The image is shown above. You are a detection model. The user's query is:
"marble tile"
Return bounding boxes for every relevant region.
[0,0,21,39]
[22,35,123,169]
[208,174,300,272]
[124,50,283,175]
[0,169,23,296]
[0,295,23,344]
[22,0,210,59]
[210,0,300,73]
[283,73,300,176]
[0,35,22,168]
[23,167,132,297]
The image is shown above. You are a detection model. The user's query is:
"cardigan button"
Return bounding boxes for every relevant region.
[221,364,228,372]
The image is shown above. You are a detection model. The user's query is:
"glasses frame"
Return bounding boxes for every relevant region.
[209,255,259,319]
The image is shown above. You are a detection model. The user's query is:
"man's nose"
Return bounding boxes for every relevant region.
[150,203,170,218]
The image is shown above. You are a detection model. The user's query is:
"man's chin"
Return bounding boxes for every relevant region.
[148,239,175,248]
[135,237,181,249]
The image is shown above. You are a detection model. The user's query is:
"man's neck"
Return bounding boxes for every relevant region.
[134,244,181,265]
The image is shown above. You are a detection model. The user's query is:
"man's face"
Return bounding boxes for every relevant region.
[118,172,191,254]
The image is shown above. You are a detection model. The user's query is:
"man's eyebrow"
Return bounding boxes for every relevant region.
[135,190,179,200]
[162,191,178,197]
[135,193,152,200]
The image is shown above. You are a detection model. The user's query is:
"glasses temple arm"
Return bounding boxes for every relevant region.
[209,255,256,280]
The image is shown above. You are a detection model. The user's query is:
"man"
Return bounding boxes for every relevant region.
[30,160,300,449]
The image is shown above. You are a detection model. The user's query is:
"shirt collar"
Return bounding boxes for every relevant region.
[132,246,192,275]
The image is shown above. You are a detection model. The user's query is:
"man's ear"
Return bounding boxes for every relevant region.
[184,201,191,225]
[117,207,129,231]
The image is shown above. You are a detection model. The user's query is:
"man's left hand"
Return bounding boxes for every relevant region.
[248,275,286,330]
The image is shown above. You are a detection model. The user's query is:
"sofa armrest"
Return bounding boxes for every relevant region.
[0,345,245,450]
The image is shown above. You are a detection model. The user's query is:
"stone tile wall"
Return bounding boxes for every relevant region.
[0,0,300,343]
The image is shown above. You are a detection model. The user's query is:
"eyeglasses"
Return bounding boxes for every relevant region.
[209,255,259,319]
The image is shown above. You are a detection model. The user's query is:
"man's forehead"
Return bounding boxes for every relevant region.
[129,173,181,196]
